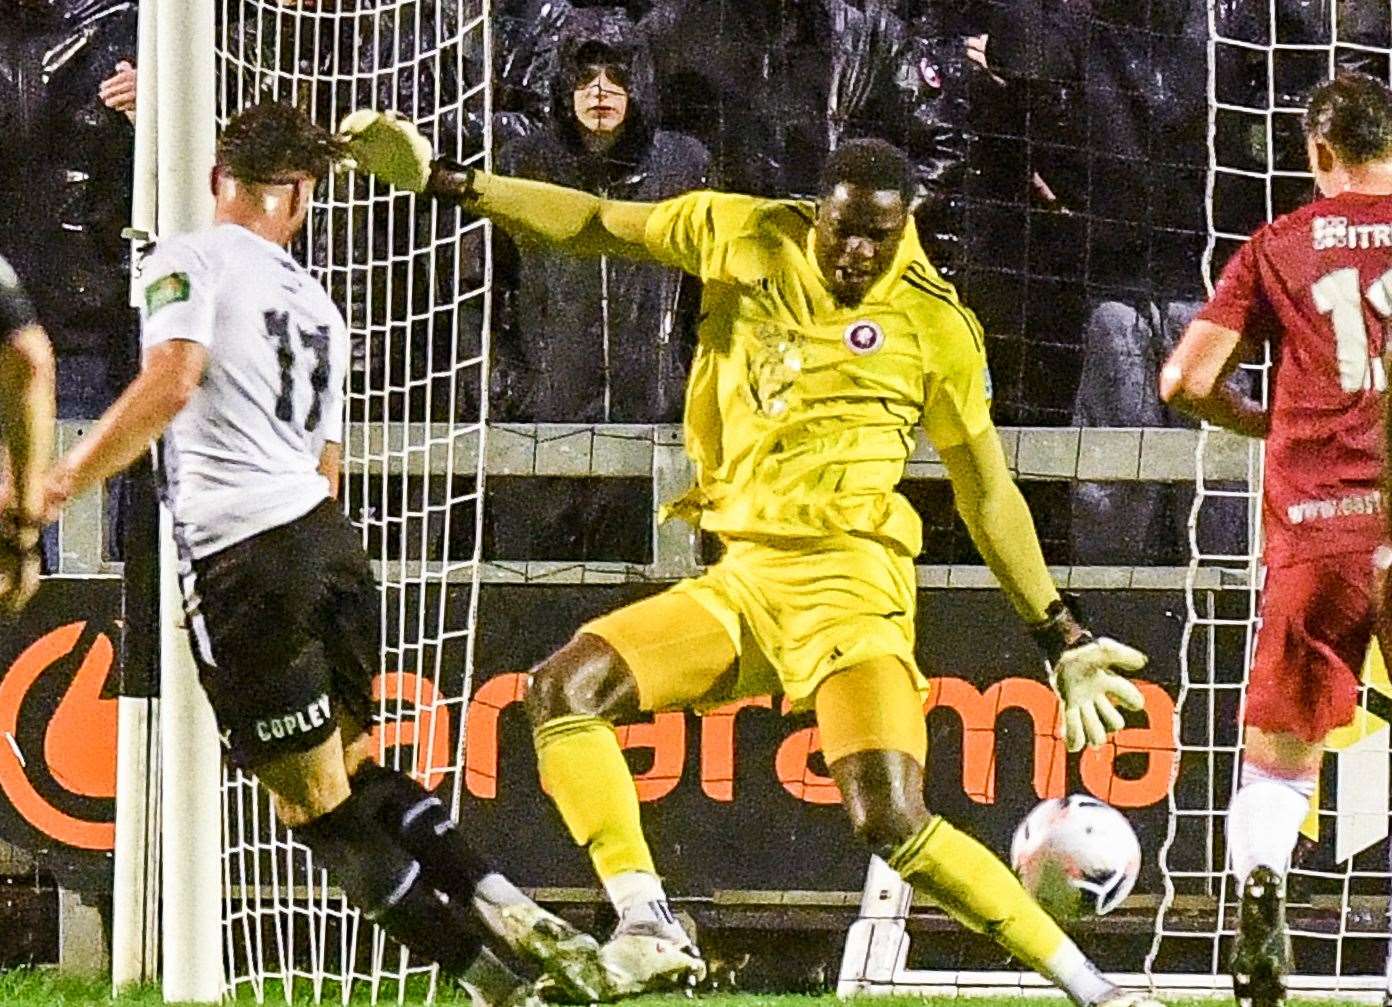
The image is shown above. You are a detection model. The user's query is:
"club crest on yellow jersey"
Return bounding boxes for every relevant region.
[843,319,885,355]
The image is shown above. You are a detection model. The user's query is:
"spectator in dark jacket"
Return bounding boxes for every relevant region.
[0,0,138,571]
[487,7,707,565]
[0,0,137,419]
[493,7,708,423]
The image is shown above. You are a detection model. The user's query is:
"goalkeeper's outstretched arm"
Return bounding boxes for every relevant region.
[939,427,1058,625]
[430,163,659,262]
[941,427,1148,753]
[336,109,659,261]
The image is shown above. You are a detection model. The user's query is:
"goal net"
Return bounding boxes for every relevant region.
[214,2,490,1001]
[1147,1,1392,997]
[840,2,1392,999]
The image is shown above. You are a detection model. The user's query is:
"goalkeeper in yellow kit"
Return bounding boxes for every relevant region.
[342,113,1159,1007]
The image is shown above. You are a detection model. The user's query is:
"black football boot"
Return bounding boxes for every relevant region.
[1230,866,1292,1007]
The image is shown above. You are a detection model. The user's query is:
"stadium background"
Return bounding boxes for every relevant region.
[0,0,1377,992]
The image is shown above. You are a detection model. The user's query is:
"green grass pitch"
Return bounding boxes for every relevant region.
[0,971,1374,1007]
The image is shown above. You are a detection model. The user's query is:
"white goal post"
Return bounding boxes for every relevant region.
[112,1,224,1003]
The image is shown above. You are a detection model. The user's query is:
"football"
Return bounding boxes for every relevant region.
[1010,795,1142,922]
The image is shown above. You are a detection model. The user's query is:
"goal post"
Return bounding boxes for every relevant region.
[111,0,224,1002]
[153,1,224,1003]
[110,0,164,993]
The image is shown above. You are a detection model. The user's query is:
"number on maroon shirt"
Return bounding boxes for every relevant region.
[1311,266,1392,393]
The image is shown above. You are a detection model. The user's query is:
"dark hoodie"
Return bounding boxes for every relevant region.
[494,7,709,423]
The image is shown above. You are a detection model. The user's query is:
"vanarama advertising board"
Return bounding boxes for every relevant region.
[0,582,1197,895]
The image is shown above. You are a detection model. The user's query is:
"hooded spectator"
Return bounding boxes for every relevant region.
[493,7,709,423]
[485,8,707,565]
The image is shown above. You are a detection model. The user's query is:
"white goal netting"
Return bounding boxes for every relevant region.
[1148,1,1392,996]
[837,2,1392,999]
[214,2,490,1001]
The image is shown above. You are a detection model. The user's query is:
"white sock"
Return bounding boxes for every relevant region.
[1228,762,1315,887]
[473,871,534,911]
[603,870,673,925]
[471,872,544,949]
[1045,939,1115,1006]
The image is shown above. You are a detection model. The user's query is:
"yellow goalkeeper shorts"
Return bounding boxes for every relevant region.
[580,534,925,715]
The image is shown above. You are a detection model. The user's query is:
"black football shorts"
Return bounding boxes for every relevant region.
[185,498,379,770]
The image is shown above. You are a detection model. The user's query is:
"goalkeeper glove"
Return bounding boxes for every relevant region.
[1031,595,1147,753]
[336,109,435,192]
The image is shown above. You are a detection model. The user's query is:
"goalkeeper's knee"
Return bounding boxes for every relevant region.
[845,785,929,859]
[526,633,640,726]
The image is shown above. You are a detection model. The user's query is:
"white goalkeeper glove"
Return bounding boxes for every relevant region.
[336,109,435,192]
[1032,596,1148,753]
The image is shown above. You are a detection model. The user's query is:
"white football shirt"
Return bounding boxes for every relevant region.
[140,224,349,559]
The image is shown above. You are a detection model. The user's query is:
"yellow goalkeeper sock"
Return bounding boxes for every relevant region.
[888,817,1112,1005]
[534,715,656,880]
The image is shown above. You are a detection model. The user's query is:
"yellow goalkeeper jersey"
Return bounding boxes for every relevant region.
[643,190,993,557]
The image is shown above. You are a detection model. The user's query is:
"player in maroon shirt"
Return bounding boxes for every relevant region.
[1161,71,1392,1007]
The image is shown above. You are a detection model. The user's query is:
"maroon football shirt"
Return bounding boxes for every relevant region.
[1200,190,1392,567]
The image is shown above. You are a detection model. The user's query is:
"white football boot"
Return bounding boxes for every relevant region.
[597,911,708,996]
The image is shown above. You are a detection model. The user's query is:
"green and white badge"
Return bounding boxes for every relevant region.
[145,272,191,317]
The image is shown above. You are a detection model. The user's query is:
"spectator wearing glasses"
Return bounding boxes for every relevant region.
[492,7,709,423]
[488,8,708,564]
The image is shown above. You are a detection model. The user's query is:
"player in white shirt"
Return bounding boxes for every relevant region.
[0,255,54,613]
[43,102,613,1004]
